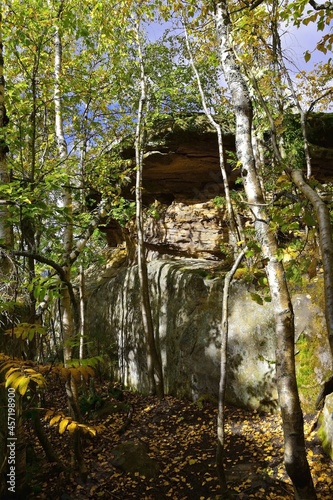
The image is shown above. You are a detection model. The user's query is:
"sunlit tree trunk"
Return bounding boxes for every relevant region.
[0,11,13,266]
[215,2,316,498]
[183,17,240,249]
[217,248,246,496]
[50,1,87,479]
[53,22,74,365]
[135,26,164,398]
[79,265,85,362]
[272,7,312,178]
[290,170,333,358]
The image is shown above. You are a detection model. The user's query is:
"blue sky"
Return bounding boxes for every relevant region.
[282,21,332,72]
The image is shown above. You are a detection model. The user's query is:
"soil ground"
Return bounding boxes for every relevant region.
[26,385,333,500]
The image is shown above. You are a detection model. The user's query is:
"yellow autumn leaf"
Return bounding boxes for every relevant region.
[32,373,46,387]
[44,409,55,420]
[5,371,22,386]
[49,414,63,426]
[85,366,95,378]
[60,367,70,381]
[4,366,21,377]
[78,366,89,381]
[59,418,70,434]
[67,422,77,433]
[18,377,30,395]
[10,376,25,391]
[69,368,81,382]
[87,427,97,437]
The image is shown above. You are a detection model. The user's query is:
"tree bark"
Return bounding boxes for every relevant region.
[0,10,13,275]
[32,411,64,470]
[135,25,164,398]
[217,248,246,495]
[215,2,316,498]
[290,169,333,358]
[274,20,312,178]
[49,2,87,478]
[53,21,74,364]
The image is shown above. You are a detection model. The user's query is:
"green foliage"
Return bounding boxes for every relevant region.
[146,203,163,220]
[213,195,226,208]
[4,323,46,341]
[79,392,105,415]
[281,114,305,169]
[66,356,104,368]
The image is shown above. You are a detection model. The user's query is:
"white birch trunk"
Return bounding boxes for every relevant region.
[215,3,316,498]
[53,21,73,365]
[79,265,85,362]
[135,26,164,398]
[217,248,246,495]
[275,23,312,178]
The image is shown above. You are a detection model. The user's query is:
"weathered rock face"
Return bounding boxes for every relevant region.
[293,293,333,412]
[319,393,333,460]
[85,257,332,413]
[89,113,333,456]
[143,201,230,260]
[102,113,333,256]
[110,441,160,478]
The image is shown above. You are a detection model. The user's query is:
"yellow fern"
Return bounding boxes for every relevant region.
[44,409,101,437]
[0,356,46,396]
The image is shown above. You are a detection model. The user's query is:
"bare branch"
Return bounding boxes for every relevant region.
[308,0,333,10]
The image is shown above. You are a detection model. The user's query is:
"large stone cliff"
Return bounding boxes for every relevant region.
[85,249,332,413]
[86,113,333,456]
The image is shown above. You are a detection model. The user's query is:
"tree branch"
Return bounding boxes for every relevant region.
[308,0,333,10]
[10,250,78,316]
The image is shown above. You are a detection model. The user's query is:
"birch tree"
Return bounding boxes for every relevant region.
[134,24,164,398]
[182,16,241,249]
[214,1,316,498]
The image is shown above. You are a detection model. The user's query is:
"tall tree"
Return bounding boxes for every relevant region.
[0,9,12,264]
[134,22,164,398]
[214,1,316,498]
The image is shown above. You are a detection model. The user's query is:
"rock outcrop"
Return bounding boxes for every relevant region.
[102,113,333,257]
[85,255,332,413]
[143,201,231,260]
[319,393,333,460]
[88,113,333,457]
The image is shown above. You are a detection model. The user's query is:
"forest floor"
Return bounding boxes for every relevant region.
[25,383,333,500]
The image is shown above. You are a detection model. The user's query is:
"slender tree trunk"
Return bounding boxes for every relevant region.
[251,129,266,199]
[0,11,13,271]
[273,17,312,178]
[53,22,74,364]
[183,17,240,248]
[290,169,333,357]
[32,411,65,470]
[217,248,246,495]
[50,3,87,479]
[52,2,74,381]
[215,3,316,498]
[79,265,85,362]
[135,26,164,398]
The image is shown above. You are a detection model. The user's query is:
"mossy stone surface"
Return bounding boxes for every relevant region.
[318,393,333,460]
[110,441,160,478]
